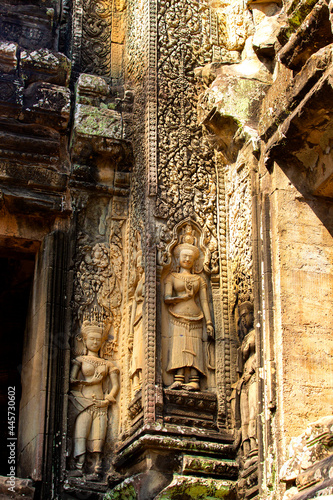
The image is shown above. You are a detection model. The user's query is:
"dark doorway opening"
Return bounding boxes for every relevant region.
[0,256,35,475]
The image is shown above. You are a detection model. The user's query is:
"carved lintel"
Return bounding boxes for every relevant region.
[164,389,218,431]
[164,389,217,412]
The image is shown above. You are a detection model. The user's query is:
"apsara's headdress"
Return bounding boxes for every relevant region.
[81,305,108,342]
[174,224,200,260]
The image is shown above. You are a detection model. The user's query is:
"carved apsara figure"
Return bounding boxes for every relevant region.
[235,301,257,457]
[164,225,214,391]
[70,312,119,480]
[129,250,145,394]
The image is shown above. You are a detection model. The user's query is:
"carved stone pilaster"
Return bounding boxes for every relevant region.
[71,0,126,78]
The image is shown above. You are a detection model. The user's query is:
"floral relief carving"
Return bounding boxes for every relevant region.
[81,0,112,75]
[156,0,220,275]
[227,161,253,307]
[73,240,123,358]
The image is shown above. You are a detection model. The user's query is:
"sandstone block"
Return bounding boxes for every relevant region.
[22,82,71,129]
[0,41,17,74]
[0,4,55,50]
[20,48,71,86]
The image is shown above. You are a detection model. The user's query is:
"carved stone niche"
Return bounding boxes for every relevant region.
[232,301,259,500]
[110,220,236,500]
[160,219,217,433]
[65,205,126,494]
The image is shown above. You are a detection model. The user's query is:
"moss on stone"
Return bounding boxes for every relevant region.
[287,0,318,16]
[104,483,137,500]
[156,475,233,499]
[216,78,266,128]
[77,74,109,96]
[284,0,319,40]
[75,105,122,138]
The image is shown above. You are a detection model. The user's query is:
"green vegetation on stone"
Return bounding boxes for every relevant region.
[157,476,233,499]
[104,483,137,500]
[284,0,320,40]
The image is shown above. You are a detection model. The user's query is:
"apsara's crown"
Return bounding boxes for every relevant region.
[174,224,199,259]
[81,305,106,338]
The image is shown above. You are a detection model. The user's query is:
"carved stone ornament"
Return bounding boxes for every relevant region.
[81,0,112,76]
[164,389,218,430]
[158,217,216,273]
[73,239,123,357]
[161,220,215,392]
[155,0,220,275]
[156,177,219,275]
[231,301,258,458]
[68,223,124,479]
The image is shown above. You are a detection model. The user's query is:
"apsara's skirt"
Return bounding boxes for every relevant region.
[166,316,205,375]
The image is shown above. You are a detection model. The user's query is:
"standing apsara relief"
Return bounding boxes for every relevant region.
[231,301,257,458]
[128,239,145,396]
[125,231,146,423]
[68,213,125,479]
[69,307,120,480]
[230,300,258,498]
[161,222,215,393]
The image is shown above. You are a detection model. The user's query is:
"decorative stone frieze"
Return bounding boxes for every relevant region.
[0,3,57,51]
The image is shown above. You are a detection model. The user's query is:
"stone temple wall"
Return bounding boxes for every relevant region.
[0,0,332,499]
